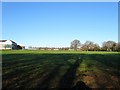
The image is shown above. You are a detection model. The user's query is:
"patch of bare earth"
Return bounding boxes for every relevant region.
[78,70,120,88]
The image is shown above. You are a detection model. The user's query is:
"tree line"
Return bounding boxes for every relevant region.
[70,39,120,51]
[28,39,120,51]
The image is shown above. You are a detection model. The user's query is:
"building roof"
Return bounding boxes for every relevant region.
[10,40,16,44]
[0,40,17,44]
[0,40,7,42]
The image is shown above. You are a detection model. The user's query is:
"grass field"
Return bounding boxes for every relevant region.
[2,50,120,89]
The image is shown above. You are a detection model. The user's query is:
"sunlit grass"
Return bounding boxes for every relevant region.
[1,50,119,54]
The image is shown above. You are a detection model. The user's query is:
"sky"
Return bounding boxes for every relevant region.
[2,2,118,48]
[1,0,120,2]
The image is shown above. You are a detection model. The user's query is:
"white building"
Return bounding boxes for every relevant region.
[0,40,18,50]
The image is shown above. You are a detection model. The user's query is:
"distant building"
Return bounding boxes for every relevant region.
[0,40,18,50]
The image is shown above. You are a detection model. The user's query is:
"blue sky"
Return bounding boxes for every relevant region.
[2,2,118,47]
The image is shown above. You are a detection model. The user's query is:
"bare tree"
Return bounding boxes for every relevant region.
[93,43,100,51]
[101,41,117,51]
[81,41,100,51]
[115,42,120,51]
[70,39,81,50]
[118,42,120,51]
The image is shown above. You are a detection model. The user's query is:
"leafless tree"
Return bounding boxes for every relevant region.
[101,41,117,51]
[81,41,100,51]
[70,39,81,50]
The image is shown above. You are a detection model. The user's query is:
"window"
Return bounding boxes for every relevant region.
[6,44,11,48]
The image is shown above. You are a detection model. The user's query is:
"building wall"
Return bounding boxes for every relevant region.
[0,43,12,50]
[0,40,18,50]
[0,44,5,49]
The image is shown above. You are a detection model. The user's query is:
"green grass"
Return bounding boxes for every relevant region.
[1,50,119,54]
[2,50,120,89]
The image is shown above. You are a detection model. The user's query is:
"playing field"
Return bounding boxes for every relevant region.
[2,50,120,89]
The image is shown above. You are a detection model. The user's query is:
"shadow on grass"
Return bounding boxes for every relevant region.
[58,58,82,88]
[73,81,91,90]
[80,54,120,88]
[36,64,62,89]
[87,54,120,76]
[58,55,91,89]
[3,53,120,89]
